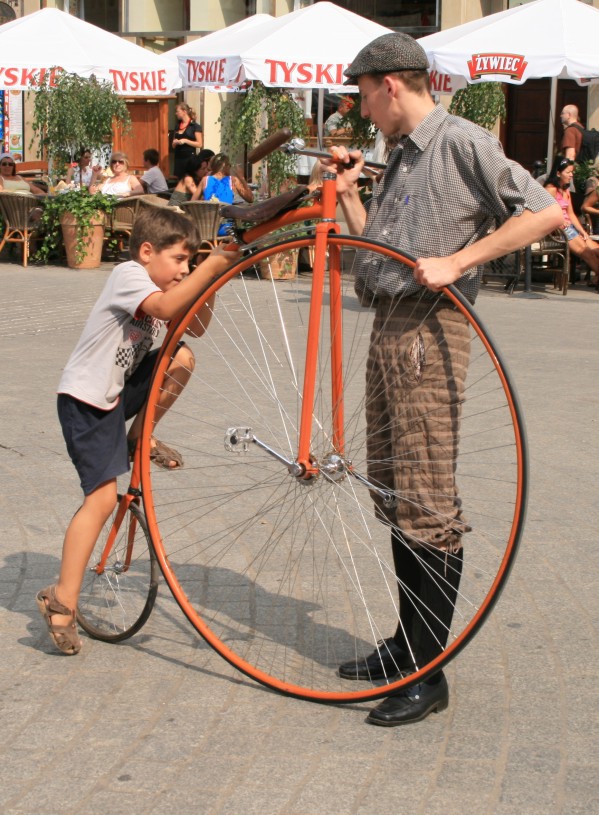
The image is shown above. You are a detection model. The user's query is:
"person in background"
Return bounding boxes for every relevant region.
[560,105,582,161]
[90,152,144,198]
[140,148,168,194]
[171,102,203,178]
[544,155,599,289]
[200,153,253,235]
[168,150,215,208]
[324,97,354,137]
[65,149,95,189]
[0,153,46,195]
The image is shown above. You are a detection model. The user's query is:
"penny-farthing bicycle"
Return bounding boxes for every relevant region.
[76,131,527,703]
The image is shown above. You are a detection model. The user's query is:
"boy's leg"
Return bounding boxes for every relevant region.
[127,344,195,466]
[47,479,118,629]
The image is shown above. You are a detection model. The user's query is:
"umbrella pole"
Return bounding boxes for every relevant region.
[546,77,558,167]
[317,89,324,151]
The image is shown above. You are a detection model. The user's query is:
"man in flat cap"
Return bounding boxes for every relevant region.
[324,32,561,727]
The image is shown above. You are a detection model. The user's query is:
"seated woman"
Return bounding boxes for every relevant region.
[200,153,253,235]
[582,182,599,236]
[89,152,143,197]
[168,150,215,207]
[0,153,46,195]
[544,155,599,289]
[66,148,96,189]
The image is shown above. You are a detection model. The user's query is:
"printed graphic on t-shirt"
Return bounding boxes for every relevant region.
[114,313,161,374]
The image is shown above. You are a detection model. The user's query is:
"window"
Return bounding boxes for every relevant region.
[323,0,440,36]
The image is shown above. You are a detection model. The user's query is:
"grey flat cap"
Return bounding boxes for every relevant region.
[343,32,429,84]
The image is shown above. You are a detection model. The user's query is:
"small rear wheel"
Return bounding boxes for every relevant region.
[77,499,159,642]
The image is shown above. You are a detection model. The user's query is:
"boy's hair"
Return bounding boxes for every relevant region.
[143,148,160,165]
[129,207,200,261]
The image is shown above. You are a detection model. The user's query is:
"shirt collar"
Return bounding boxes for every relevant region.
[408,104,448,152]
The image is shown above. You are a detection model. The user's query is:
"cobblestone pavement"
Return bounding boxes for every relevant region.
[0,261,597,815]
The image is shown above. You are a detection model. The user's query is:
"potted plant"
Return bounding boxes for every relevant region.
[34,189,116,269]
[30,70,130,267]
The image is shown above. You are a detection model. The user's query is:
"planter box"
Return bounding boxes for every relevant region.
[259,248,298,281]
[60,211,105,269]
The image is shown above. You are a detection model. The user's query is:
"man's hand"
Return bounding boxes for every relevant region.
[413,255,464,292]
[320,147,364,194]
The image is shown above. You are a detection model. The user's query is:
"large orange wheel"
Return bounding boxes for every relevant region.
[140,234,527,702]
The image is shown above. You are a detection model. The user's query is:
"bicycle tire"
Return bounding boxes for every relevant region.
[77,499,159,642]
[140,233,527,701]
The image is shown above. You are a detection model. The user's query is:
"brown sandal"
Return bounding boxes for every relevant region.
[149,439,183,470]
[35,584,82,655]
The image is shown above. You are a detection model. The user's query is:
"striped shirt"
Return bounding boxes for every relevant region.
[355,104,556,303]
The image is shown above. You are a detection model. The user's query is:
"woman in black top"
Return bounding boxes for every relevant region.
[170,102,203,178]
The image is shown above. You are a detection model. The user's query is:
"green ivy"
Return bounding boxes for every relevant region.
[34,189,116,265]
[219,82,308,196]
[30,70,131,179]
[448,82,506,131]
[339,99,376,148]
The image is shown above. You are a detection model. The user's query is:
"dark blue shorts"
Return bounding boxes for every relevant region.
[58,348,160,496]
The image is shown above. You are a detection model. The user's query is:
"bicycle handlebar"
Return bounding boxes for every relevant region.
[247,128,293,163]
[247,128,387,172]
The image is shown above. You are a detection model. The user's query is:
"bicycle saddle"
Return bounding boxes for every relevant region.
[221,185,311,224]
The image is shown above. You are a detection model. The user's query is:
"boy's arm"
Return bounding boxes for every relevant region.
[142,245,240,321]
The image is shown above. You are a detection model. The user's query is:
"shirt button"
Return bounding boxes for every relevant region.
[382,229,388,236]
[401,166,408,173]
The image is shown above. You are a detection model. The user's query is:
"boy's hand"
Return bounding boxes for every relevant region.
[205,242,242,273]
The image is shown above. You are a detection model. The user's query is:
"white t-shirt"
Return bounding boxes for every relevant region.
[140,165,168,193]
[58,261,162,410]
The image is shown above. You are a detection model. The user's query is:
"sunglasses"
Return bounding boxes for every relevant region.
[0,161,15,167]
[111,159,125,165]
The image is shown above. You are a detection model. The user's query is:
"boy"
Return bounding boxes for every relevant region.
[36,206,239,655]
[140,148,169,194]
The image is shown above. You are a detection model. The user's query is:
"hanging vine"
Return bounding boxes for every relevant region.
[219,82,308,195]
[448,82,506,131]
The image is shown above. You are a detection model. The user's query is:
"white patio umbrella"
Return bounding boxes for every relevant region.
[159,14,277,92]
[418,0,599,160]
[0,7,178,95]
[209,2,391,93]
[173,2,392,149]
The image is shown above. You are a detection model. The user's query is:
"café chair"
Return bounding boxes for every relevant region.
[517,229,570,296]
[178,201,222,254]
[0,191,45,267]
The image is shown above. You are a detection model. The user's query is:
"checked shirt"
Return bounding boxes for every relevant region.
[355,104,556,304]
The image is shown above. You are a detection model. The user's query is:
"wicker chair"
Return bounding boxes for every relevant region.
[531,229,571,295]
[106,196,141,250]
[136,194,172,212]
[0,191,45,267]
[178,201,222,254]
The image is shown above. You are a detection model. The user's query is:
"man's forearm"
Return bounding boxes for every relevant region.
[453,204,564,273]
[338,187,367,235]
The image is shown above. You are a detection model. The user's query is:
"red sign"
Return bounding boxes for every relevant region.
[265,60,348,86]
[429,71,455,94]
[185,58,227,85]
[467,53,527,81]
[0,66,62,88]
[0,65,168,93]
[107,70,167,93]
